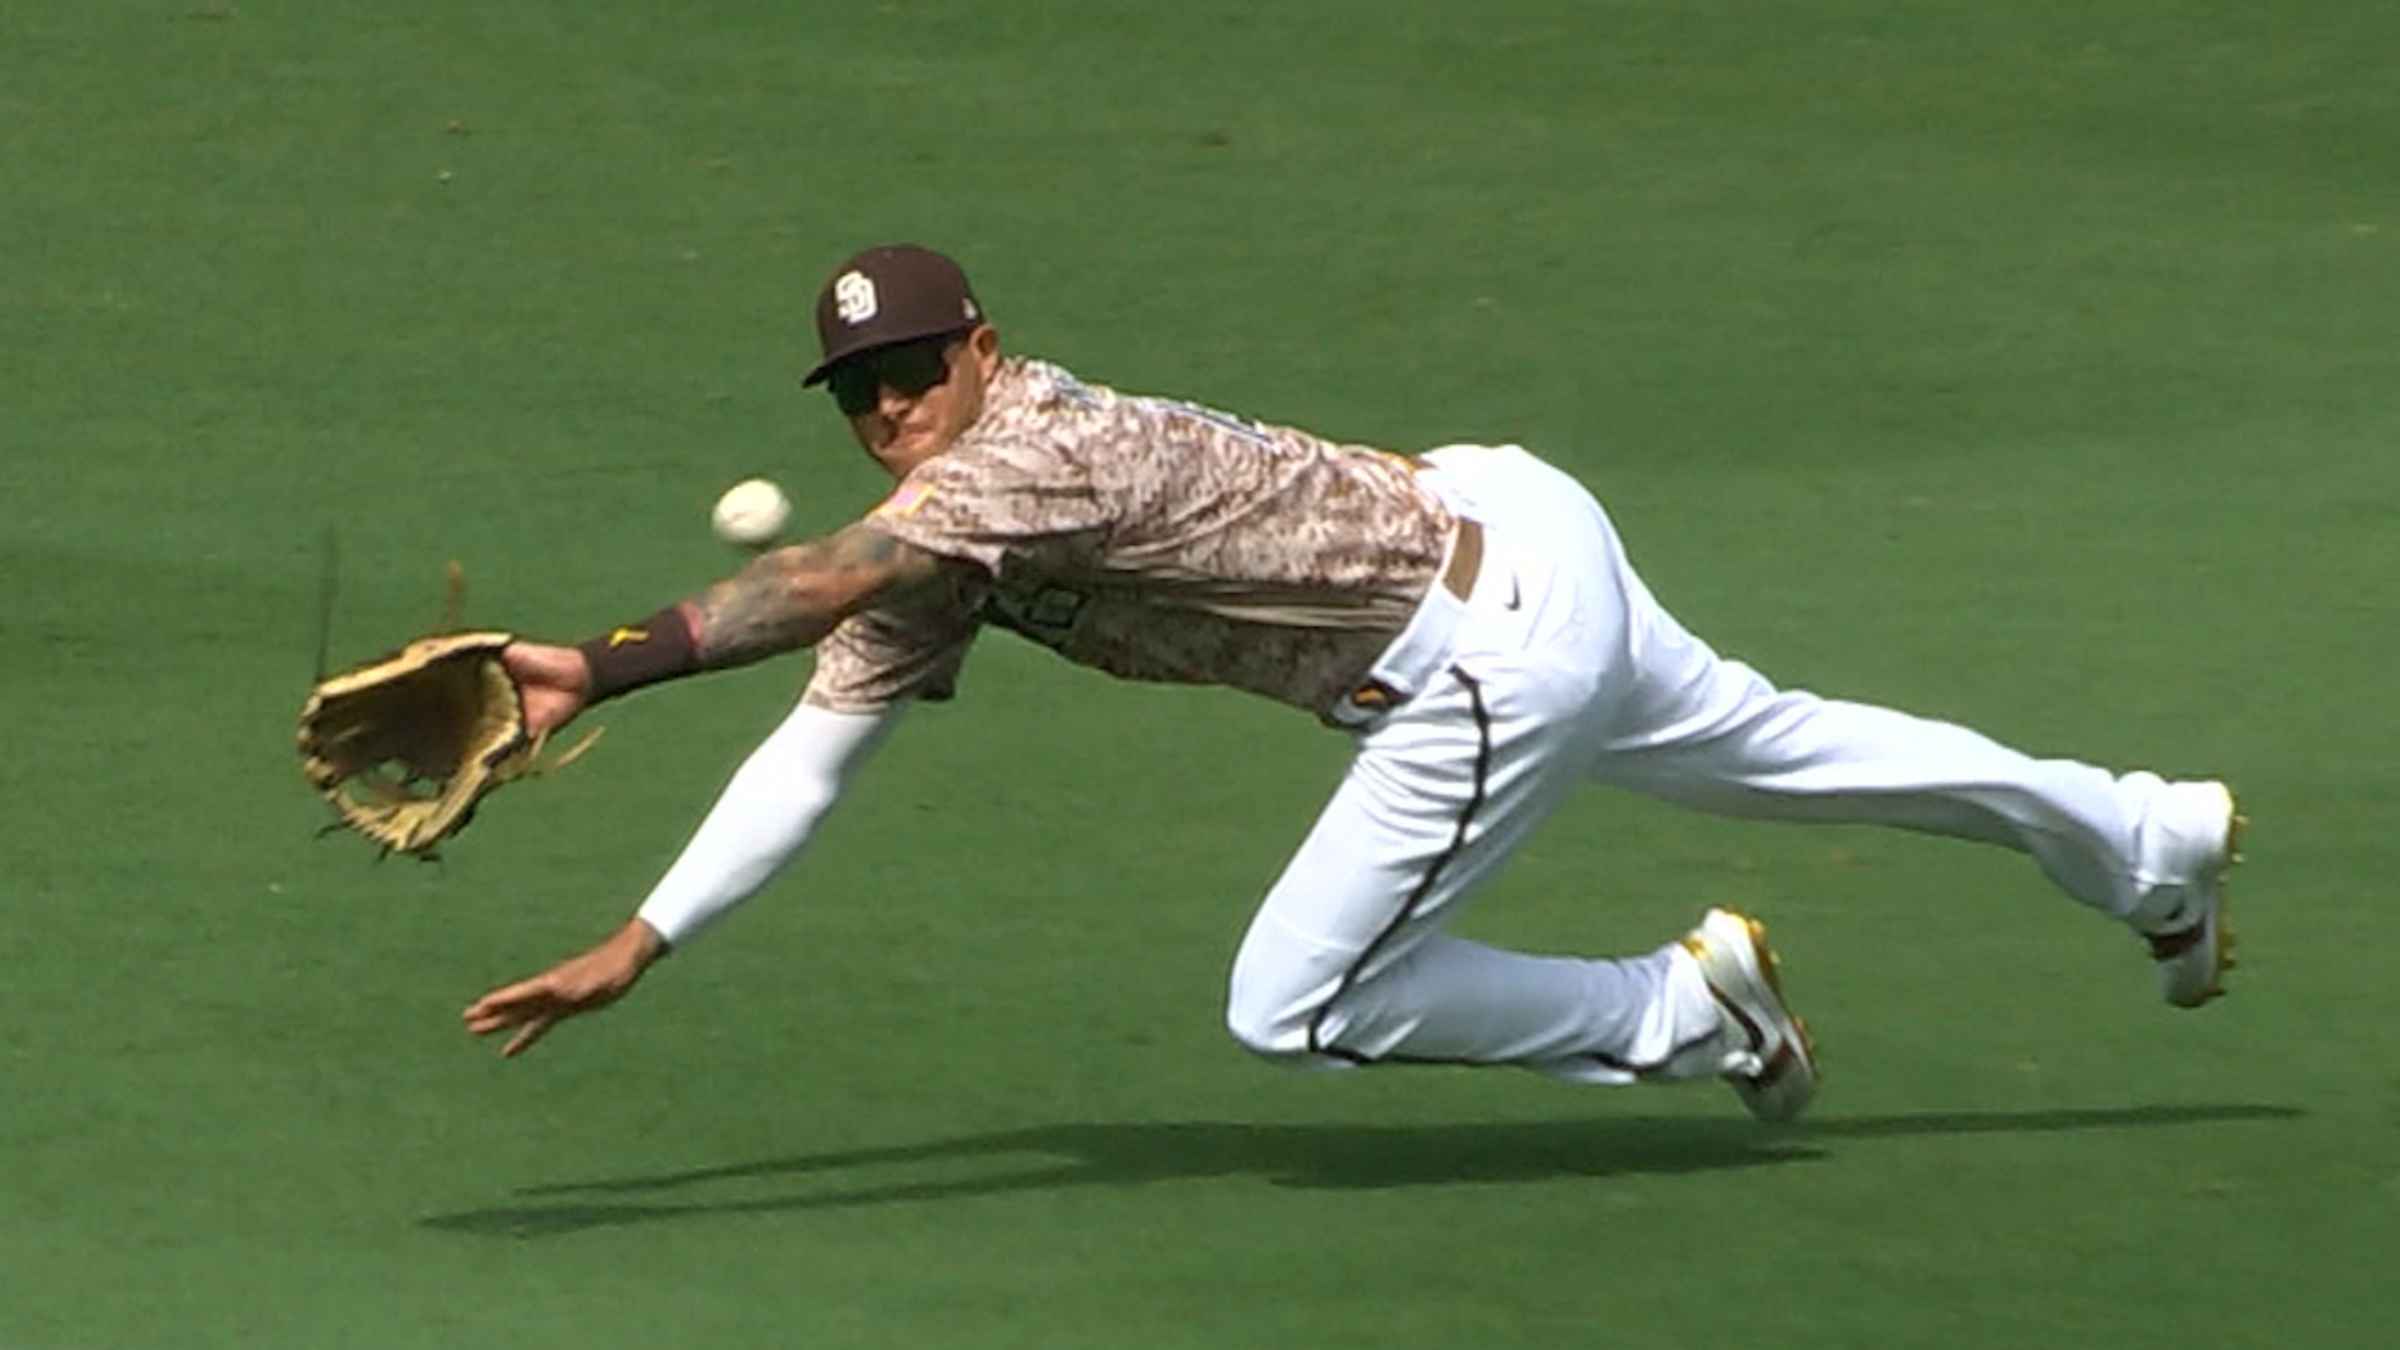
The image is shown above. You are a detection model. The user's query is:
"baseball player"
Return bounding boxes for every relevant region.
[464,244,2242,1121]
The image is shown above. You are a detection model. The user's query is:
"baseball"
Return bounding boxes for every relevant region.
[711,477,791,548]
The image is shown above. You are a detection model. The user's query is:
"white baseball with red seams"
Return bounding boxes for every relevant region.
[711,477,791,547]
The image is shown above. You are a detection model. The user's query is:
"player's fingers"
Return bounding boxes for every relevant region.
[501,1014,557,1058]
[463,981,552,1033]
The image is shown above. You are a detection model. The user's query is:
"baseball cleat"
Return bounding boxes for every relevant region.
[1682,908,1818,1123]
[2136,780,2245,1008]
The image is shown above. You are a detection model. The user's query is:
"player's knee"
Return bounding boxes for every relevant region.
[1226,927,1360,1066]
[1223,986,1328,1065]
[1224,998,1298,1061]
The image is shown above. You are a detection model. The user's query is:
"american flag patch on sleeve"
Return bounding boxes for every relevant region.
[877,479,935,518]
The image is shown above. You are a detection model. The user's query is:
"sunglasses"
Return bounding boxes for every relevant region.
[827,333,963,416]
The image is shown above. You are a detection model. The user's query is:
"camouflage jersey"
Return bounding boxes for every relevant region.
[803,357,1457,722]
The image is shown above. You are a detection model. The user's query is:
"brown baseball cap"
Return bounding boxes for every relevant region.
[801,244,986,386]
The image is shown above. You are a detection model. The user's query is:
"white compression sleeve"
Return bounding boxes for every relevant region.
[633,701,901,949]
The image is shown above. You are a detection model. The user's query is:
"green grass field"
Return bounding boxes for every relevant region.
[5,2,2396,1346]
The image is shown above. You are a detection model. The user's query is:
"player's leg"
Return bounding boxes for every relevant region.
[1223,491,1805,1096]
[1583,521,2239,1002]
[1415,442,2198,922]
[1409,441,2234,1005]
[1221,664,1733,1083]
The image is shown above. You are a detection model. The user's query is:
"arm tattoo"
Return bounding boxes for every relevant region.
[686,523,943,670]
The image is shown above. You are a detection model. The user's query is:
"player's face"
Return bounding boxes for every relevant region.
[832,325,1002,478]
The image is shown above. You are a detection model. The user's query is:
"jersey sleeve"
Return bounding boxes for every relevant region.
[865,432,1111,574]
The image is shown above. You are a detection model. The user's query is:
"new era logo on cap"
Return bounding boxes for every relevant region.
[804,244,986,387]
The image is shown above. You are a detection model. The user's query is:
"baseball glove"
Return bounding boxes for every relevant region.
[296,630,599,858]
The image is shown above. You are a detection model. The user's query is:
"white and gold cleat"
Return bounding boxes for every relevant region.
[2137,780,2245,1009]
[1682,908,1818,1123]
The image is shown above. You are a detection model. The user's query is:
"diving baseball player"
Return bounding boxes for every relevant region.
[464,245,2242,1121]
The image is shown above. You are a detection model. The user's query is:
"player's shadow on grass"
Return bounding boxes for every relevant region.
[419,1103,2300,1241]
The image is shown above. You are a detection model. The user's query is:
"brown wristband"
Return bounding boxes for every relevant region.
[575,605,699,704]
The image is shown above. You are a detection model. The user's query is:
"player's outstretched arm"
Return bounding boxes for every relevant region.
[503,522,956,737]
[683,520,953,667]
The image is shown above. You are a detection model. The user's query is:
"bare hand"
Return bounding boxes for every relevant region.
[501,640,592,740]
[463,919,666,1057]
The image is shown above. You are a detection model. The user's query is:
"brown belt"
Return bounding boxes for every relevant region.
[1442,517,1484,602]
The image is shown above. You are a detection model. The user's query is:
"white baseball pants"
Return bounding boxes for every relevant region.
[1225,445,2173,1082]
